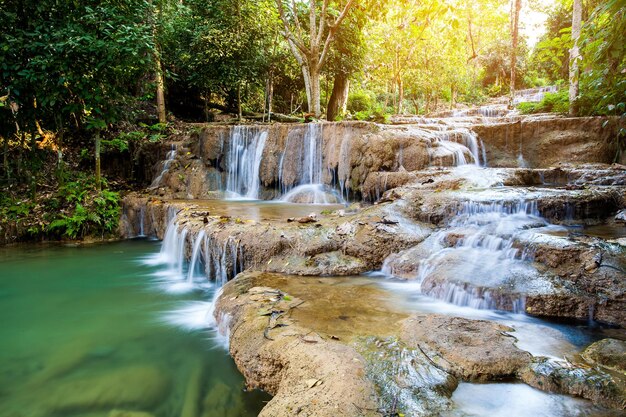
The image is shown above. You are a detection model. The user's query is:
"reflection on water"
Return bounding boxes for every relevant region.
[0,240,269,417]
[169,199,344,222]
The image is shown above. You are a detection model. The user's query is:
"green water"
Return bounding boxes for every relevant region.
[0,240,269,417]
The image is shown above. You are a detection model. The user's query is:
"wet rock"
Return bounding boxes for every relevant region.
[615,209,626,223]
[264,252,366,276]
[400,315,532,381]
[214,274,380,417]
[45,365,170,412]
[287,214,317,223]
[519,357,626,410]
[357,337,457,416]
[582,338,626,374]
[473,117,623,168]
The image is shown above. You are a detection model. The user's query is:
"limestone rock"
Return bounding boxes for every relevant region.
[582,338,626,374]
[519,357,626,410]
[400,314,532,381]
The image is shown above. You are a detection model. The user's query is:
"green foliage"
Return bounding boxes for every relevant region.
[348,91,374,113]
[101,138,129,153]
[47,176,120,239]
[517,90,569,114]
[576,0,626,117]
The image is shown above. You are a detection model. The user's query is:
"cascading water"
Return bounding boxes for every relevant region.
[383,198,562,313]
[138,206,145,237]
[513,85,558,104]
[279,123,345,204]
[187,230,206,283]
[410,126,486,167]
[150,144,177,188]
[225,126,268,199]
[147,215,244,292]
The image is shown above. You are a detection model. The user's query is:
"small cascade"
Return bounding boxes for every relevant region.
[517,153,528,168]
[279,123,345,204]
[149,216,244,290]
[150,144,177,188]
[337,133,353,201]
[204,236,244,287]
[384,198,558,312]
[452,105,508,118]
[138,206,145,237]
[411,126,486,167]
[513,85,558,104]
[225,126,269,199]
[187,230,206,283]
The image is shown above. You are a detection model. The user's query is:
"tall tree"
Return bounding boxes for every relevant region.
[509,0,522,107]
[152,0,167,124]
[274,0,355,117]
[568,0,582,116]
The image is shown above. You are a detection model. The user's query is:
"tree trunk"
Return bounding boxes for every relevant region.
[151,0,166,124]
[310,67,322,118]
[412,98,419,115]
[268,75,274,122]
[450,84,456,109]
[237,83,243,121]
[397,76,404,114]
[327,73,350,121]
[95,131,101,191]
[569,0,582,116]
[55,114,65,185]
[301,65,313,114]
[509,0,522,108]
[155,55,166,124]
[3,135,8,179]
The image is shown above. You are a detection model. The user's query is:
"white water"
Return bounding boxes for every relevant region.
[407,126,486,167]
[150,144,177,188]
[144,214,244,294]
[226,126,268,199]
[383,197,565,313]
[513,85,558,104]
[187,230,206,283]
[279,123,346,205]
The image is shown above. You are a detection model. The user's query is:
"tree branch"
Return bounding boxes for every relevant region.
[316,0,329,46]
[275,0,308,56]
[290,0,305,41]
[318,0,354,67]
[310,0,317,49]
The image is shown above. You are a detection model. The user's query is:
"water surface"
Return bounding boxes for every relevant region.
[0,240,269,417]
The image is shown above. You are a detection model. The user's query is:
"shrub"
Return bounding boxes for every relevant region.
[47,175,120,238]
[348,91,373,113]
[517,90,569,114]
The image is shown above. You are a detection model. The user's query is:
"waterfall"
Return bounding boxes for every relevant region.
[138,206,145,237]
[150,144,177,188]
[225,126,268,199]
[416,126,486,167]
[302,123,323,184]
[149,216,244,290]
[383,198,559,313]
[187,230,206,283]
[513,85,558,104]
[279,123,345,204]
